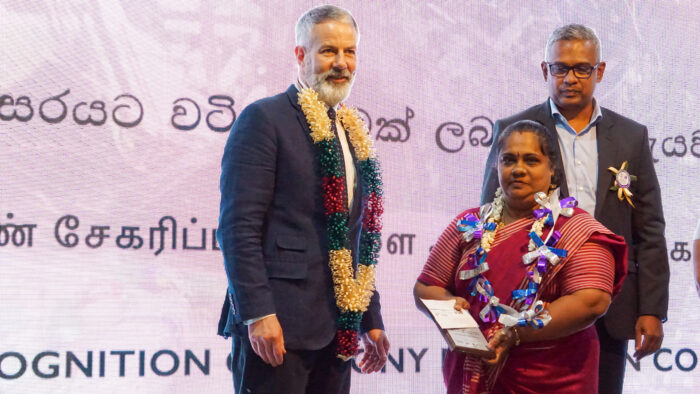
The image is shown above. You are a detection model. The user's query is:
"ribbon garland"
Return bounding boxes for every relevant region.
[457,189,577,332]
[457,213,497,242]
[473,278,507,323]
[532,193,578,227]
[298,88,383,361]
[499,300,552,329]
[532,192,554,226]
[522,232,568,267]
[459,247,490,281]
[522,231,568,284]
[511,281,538,306]
[559,196,578,217]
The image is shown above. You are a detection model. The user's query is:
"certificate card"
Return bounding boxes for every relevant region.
[419,299,478,329]
[444,328,493,357]
[420,298,494,358]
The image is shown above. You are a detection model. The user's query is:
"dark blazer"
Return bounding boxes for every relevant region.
[480,99,669,340]
[216,85,383,350]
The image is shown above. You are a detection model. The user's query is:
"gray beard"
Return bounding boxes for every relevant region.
[306,68,355,107]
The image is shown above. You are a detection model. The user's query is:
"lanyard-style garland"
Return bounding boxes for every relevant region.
[457,188,577,329]
[298,88,383,361]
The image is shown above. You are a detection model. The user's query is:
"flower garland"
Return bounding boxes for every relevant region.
[298,88,383,361]
[457,188,576,328]
[480,188,545,254]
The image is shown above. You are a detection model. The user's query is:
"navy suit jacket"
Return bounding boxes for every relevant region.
[217,85,383,350]
[481,100,669,340]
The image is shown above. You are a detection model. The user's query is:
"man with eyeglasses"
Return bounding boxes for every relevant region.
[481,24,669,393]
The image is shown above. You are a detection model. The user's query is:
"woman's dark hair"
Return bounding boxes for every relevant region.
[494,120,564,187]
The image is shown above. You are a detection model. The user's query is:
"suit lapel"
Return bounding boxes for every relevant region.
[286,84,316,145]
[537,100,569,197]
[594,109,617,218]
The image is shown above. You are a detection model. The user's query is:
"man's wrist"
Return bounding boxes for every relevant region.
[637,313,666,323]
[243,313,276,325]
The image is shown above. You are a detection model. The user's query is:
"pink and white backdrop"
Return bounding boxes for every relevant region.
[1,1,698,393]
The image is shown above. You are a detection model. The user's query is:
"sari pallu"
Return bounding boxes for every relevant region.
[427,206,627,394]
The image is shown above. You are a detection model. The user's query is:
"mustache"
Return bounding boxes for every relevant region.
[323,69,353,80]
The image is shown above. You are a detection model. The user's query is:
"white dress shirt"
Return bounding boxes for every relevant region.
[550,98,603,216]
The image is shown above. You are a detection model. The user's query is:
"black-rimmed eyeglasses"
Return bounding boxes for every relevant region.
[546,62,599,79]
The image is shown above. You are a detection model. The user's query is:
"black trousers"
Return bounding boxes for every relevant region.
[230,334,351,394]
[596,319,628,394]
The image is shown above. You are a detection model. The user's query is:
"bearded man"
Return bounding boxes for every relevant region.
[216,5,389,393]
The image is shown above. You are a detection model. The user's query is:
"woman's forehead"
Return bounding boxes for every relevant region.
[501,131,544,152]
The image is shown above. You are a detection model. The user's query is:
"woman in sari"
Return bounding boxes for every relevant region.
[414,120,627,394]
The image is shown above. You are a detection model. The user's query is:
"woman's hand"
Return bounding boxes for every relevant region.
[413,281,470,317]
[452,296,470,311]
[484,328,517,365]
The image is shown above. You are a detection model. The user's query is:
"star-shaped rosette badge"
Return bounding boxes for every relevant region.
[608,161,637,208]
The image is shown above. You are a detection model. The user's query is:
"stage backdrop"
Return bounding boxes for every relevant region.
[2,1,699,393]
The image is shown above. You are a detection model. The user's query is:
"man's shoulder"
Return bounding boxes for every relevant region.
[600,106,646,131]
[244,88,295,114]
[231,88,297,134]
[496,102,546,126]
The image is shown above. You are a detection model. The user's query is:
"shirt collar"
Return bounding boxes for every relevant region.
[549,97,602,136]
[294,75,308,92]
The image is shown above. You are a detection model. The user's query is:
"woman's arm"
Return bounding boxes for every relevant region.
[413,281,469,318]
[489,232,620,363]
[487,288,611,364]
[414,211,473,317]
[519,288,611,342]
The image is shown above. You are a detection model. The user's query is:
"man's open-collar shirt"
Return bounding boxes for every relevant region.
[549,97,603,216]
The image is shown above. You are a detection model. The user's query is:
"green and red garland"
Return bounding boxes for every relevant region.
[298,88,383,361]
